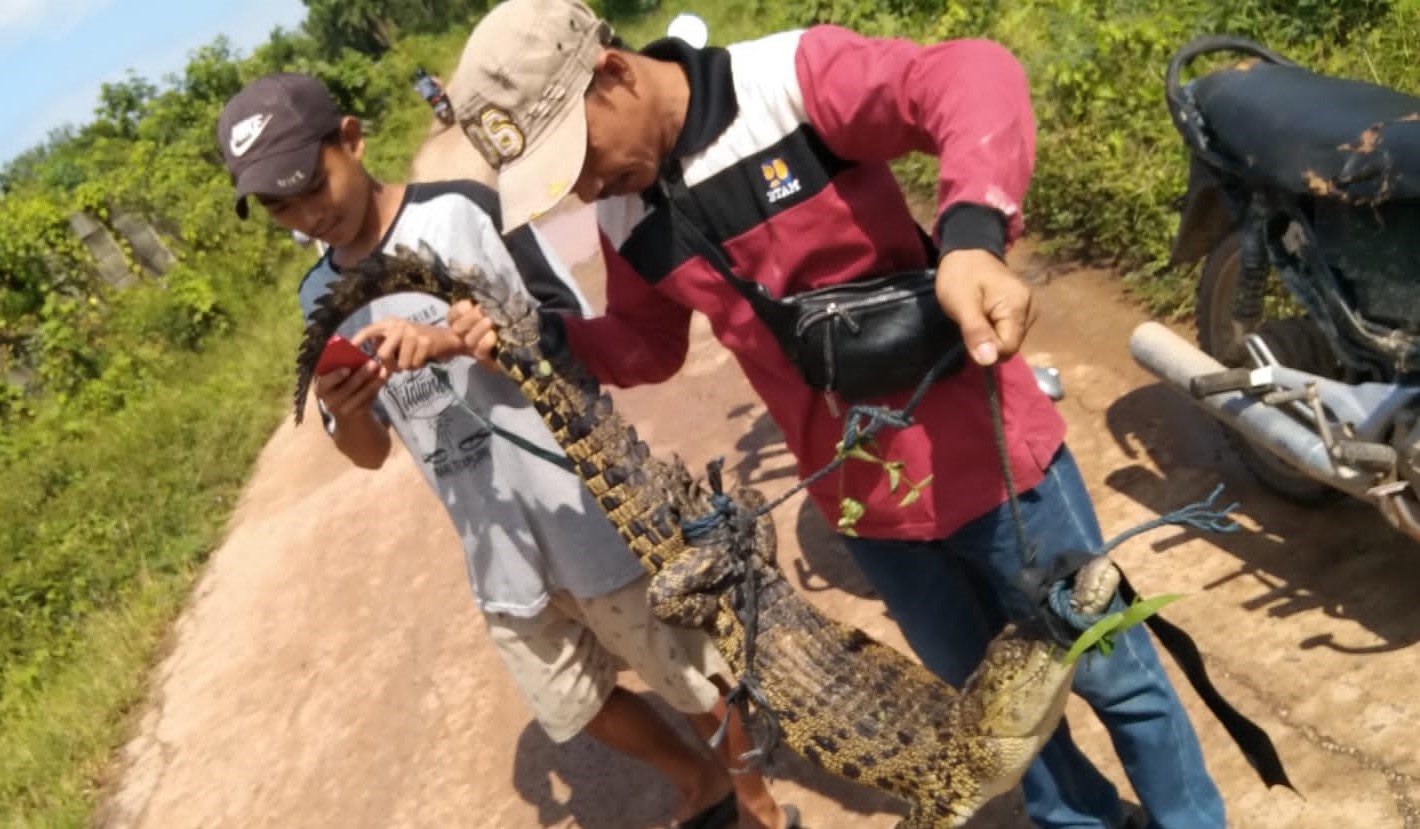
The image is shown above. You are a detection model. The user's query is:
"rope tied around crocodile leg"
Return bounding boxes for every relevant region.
[672,348,966,771]
[681,457,783,773]
[1038,484,1243,635]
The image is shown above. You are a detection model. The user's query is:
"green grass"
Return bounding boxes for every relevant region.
[0,27,475,829]
[0,269,303,827]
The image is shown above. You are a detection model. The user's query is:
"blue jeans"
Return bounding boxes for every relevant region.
[841,446,1225,829]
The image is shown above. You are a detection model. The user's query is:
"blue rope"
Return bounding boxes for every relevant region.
[1045,484,1243,633]
[1101,483,1242,553]
[681,492,737,542]
[752,345,965,520]
[838,404,913,453]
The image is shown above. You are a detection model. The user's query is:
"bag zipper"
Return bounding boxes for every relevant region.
[793,279,936,336]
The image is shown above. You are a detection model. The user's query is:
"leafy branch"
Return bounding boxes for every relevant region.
[833,438,934,536]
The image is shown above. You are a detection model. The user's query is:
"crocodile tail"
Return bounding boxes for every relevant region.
[487,318,691,573]
[290,244,475,425]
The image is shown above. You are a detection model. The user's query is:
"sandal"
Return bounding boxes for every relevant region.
[673,792,737,829]
[782,804,803,828]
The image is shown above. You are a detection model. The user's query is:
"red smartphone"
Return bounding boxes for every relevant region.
[315,335,373,375]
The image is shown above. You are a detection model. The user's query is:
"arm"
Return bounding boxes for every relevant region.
[300,273,394,469]
[315,363,394,470]
[795,27,1038,364]
[503,222,589,317]
[794,26,1036,258]
[333,409,393,470]
[330,318,469,468]
[558,234,694,387]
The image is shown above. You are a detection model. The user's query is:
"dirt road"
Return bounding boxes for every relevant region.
[99,118,1420,829]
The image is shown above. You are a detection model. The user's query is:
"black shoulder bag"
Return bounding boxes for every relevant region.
[648,166,965,403]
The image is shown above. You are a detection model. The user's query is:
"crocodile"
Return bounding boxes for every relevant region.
[291,245,1121,829]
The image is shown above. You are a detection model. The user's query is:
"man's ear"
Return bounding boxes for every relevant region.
[338,115,365,159]
[593,49,636,91]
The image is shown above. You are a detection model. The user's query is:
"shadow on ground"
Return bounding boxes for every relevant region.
[1103,381,1420,656]
[509,692,906,828]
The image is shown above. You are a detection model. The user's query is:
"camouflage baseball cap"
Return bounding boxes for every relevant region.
[450,0,613,230]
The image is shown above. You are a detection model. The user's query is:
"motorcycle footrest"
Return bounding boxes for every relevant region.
[1331,439,1397,472]
[1190,368,1260,398]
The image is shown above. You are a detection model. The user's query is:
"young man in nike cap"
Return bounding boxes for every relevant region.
[216,71,794,829]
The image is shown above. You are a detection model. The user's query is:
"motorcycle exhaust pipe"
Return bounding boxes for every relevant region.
[1128,322,1364,496]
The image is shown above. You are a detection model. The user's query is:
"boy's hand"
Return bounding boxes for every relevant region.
[934,248,1037,366]
[315,360,389,419]
[447,300,501,370]
[353,319,465,372]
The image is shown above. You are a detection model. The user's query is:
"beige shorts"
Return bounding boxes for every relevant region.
[485,574,732,742]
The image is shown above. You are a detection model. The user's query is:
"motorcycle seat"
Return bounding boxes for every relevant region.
[1193,60,1420,204]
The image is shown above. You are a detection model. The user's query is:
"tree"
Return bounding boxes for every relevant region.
[93,73,157,141]
[303,0,398,58]
[248,25,321,78]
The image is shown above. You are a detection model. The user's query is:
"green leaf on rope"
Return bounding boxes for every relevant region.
[898,474,932,508]
[837,497,866,536]
[1063,593,1186,666]
[834,440,879,465]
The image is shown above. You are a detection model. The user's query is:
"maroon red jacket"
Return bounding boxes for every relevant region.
[561,25,1066,540]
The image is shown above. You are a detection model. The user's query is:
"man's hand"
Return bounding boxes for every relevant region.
[352,319,466,372]
[934,248,1037,366]
[315,360,389,420]
[447,300,501,370]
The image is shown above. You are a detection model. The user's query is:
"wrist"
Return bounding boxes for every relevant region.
[934,203,1008,262]
[329,405,371,429]
[436,326,467,358]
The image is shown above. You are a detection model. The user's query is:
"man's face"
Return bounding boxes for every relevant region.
[573,53,662,203]
[256,120,369,247]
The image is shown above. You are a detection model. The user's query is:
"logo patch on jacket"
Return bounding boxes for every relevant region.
[761,157,802,204]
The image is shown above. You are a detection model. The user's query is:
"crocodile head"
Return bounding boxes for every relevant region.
[973,622,1076,735]
[958,556,1123,804]
[958,621,1077,802]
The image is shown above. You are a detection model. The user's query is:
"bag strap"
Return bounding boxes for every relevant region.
[646,161,776,307]
[647,161,940,297]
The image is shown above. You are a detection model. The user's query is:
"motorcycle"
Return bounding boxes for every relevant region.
[1130,35,1420,540]
[413,68,455,127]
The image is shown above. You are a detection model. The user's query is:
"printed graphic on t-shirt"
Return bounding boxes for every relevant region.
[293,183,643,616]
[378,299,493,479]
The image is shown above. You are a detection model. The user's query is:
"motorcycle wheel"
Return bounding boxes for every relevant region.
[1196,231,1344,504]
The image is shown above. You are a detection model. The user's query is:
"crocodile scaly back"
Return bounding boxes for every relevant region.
[291,245,1105,829]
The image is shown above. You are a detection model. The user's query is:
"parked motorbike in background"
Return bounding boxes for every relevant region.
[413,67,454,126]
[1131,35,1420,540]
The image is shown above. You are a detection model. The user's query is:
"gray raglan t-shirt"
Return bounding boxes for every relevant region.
[298,181,645,617]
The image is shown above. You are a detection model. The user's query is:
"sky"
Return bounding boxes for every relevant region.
[0,0,309,165]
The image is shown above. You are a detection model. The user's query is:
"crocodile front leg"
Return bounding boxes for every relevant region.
[648,546,739,629]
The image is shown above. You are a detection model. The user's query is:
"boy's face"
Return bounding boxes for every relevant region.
[256,117,370,248]
[573,51,662,203]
